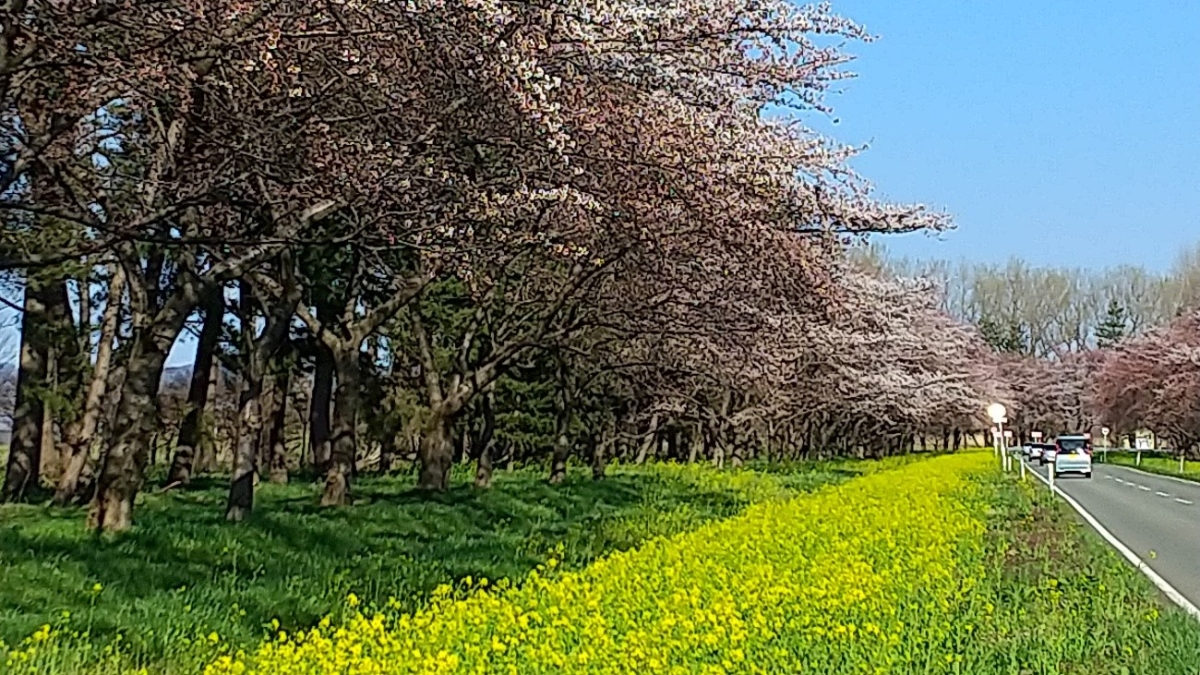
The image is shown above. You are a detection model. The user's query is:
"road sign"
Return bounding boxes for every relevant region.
[1031,431,1043,440]
[1003,430,1013,439]
[1102,427,1110,437]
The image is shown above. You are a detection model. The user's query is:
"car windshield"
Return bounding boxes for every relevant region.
[1058,438,1088,452]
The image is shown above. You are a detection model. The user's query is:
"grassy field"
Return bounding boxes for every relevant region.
[3,452,1200,674]
[0,460,854,673]
[963,470,1200,672]
[1103,450,1200,482]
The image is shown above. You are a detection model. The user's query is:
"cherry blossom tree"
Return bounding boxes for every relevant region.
[1089,312,1200,454]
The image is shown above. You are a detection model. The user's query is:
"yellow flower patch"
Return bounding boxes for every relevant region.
[205,453,990,675]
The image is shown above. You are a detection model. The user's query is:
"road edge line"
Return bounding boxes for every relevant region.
[1025,463,1200,622]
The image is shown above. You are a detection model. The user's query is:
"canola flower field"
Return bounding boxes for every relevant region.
[5,452,1200,674]
[206,453,988,674]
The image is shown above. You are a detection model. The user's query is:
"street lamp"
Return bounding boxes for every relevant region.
[988,403,1009,471]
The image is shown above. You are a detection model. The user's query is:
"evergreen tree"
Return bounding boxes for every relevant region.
[1096,299,1128,348]
[978,316,1029,354]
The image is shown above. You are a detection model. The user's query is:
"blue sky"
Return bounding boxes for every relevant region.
[3,1,1199,365]
[809,0,1200,269]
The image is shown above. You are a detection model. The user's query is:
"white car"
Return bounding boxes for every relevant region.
[1052,435,1093,478]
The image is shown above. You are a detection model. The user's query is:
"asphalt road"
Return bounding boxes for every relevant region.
[1023,458,1200,609]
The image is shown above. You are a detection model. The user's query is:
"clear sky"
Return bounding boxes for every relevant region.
[3,1,1199,366]
[809,0,1200,270]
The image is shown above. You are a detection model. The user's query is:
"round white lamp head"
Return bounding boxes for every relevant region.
[987,403,1007,424]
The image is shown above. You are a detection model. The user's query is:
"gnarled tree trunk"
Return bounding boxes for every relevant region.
[321,347,359,506]
[379,433,396,474]
[263,365,290,484]
[2,276,54,501]
[226,274,297,519]
[473,388,496,488]
[88,251,217,531]
[635,413,657,464]
[55,264,126,505]
[418,408,455,491]
[226,378,263,522]
[308,342,334,473]
[549,359,573,484]
[88,339,171,531]
[589,431,605,480]
[166,286,223,486]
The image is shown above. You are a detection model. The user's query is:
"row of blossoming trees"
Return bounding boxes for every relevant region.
[0,0,1004,530]
[969,308,1200,455]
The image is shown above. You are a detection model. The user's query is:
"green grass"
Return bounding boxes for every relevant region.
[0,459,855,673]
[956,471,1200,673]
[7,451,1197,674]
[1103,450,1200,483]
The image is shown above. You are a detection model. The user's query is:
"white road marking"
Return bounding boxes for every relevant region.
[1138,485,1152,491]
[1025,461,1200,622]
[1177,498,1194,506]
[1156,491,1172,497]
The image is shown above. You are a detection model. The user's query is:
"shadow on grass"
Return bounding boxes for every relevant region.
[0,464,824,664]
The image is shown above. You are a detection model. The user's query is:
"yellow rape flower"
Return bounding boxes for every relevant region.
[204,453,993,675]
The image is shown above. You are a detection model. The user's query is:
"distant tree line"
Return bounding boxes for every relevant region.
[857,243,1200,456]
[855,242,1200,356]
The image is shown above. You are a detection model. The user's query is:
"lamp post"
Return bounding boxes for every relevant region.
[988,403,1008,472]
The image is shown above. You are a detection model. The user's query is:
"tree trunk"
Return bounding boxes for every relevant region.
[688,425,702,463]
[265,366,290,484]
[165,287,223,486]
[549,356,573,484]
[474,440,493,487]
[37,279,74,483]
[309,342,334,473]
[321,347,359,506]
[55,265,126,505]
[88,258,207,532]
[590,432,606,480]
[379,433,396,474]
[635,413,657,464]
[225,372,264,522]
[473,389,496,488]
[39,389,58,481]
[3,275,57,501]
[418,408,455,491]
[193,357,222,474]
[454,427,470,465]
[549,422,570,484]
[730,436,744,468]
[226,273,297,516]
[88,341,170,531]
